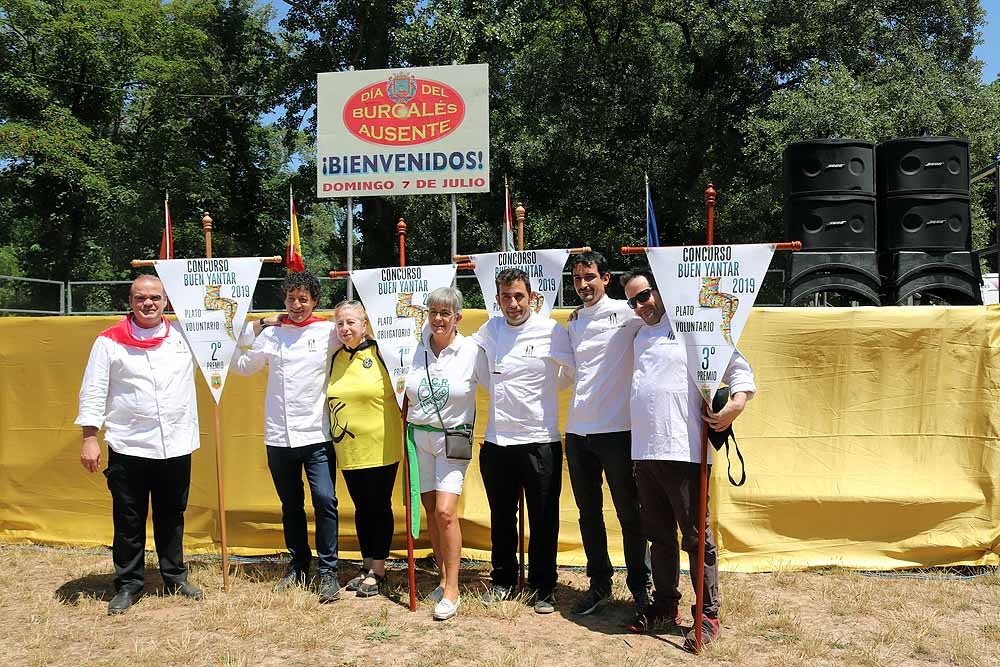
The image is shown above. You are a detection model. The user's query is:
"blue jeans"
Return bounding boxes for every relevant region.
[266,442,339,575]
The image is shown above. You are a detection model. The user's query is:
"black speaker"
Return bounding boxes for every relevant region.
[785,194,877,251]
[877,137,969,195]
[888,251,983,305]
[784,251,881,306]
[784,140,875,195]
[879,192,971,251]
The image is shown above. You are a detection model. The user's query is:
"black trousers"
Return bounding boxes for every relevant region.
[566,431,652,604]
[104,449,192,593]
[480,440,562,593]
[634,460,720,617]
[342,462,398,560]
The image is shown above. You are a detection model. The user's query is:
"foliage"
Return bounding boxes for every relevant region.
[1,0,998,284]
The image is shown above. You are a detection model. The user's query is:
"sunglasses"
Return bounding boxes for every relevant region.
[626,288,654,309]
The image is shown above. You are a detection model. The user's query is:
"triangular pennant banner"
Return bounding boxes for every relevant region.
[154,258,263,404]
[645,244,776,403]
[469,249,570,319]
[351,264,458,408]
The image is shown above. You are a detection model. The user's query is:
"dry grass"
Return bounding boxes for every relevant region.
[1,544,999,667]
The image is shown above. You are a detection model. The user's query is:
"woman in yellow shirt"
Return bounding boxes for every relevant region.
[327,300,402,597]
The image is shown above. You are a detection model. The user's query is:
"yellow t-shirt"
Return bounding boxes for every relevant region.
[326,340,402,470]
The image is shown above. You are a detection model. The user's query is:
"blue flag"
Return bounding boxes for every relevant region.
[645,176,660,247]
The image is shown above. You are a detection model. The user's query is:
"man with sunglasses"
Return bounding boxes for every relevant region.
[564,252,652,623]
[621,267,755,650]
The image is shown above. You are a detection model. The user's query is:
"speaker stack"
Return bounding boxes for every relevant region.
[877,136,983,305]
[783,139,881,306]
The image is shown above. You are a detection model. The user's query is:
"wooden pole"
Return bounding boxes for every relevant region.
[515,202,525,253]
[693,185,716,653]
[397,217,417,613]
[516,212,526,591]
[132,256,283,268]
[201,211,230,593]
[452,247,592,264]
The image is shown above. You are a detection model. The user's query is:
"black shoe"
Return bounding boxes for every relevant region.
[317,573,342,603]
[479,585,512,604]
[165,580,203,600]
[356,572,387,598]
[572,587,611,615]
[107,589,139,615]
[273,567,308,592]
[626,604,681,633]
[532,590,556,614]
[345,573,364,592]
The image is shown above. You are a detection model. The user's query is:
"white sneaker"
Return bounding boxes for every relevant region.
[428,585,444,603]
[433,596,460,621]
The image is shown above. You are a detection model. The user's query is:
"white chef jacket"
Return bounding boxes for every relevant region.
[472,312,575,446]
[630,316,756,463]
[233,319,339,448]
[75,319,200,459]
[566,296,643,435]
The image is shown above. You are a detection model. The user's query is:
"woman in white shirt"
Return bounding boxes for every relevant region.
[404,286,483,621]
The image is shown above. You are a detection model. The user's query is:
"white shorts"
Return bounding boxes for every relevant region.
[411,428,470,495]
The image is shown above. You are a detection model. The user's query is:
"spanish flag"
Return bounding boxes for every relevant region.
[286,186,305,272]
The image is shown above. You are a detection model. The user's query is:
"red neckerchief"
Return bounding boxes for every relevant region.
[99,314,170,349]
[277,314,328,327]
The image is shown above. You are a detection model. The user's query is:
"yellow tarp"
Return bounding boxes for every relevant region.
[1,307,998,572]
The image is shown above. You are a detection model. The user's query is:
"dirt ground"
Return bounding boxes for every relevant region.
[1,543,998,667]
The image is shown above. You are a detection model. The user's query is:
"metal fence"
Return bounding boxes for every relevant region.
[2,268,791,316]
[0,276,65,315]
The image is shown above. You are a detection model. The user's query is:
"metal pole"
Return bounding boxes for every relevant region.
[995,158,999,272]
[201,211,230,593]
[450,58,459,285]
[451,194,458,286]
[347,197,354,299]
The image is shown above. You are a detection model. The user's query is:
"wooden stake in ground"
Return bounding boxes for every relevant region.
[398,217,418,613]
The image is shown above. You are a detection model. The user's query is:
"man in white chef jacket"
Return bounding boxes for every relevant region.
[622,266,755,649]
[473,267,574,614]
[565,251,651,624]
[76,275,203,615]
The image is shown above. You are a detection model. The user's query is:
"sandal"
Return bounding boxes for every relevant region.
[345,573,365,592]
[356,572,387,598]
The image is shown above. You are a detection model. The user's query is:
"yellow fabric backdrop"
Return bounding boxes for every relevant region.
[1,307,998,572]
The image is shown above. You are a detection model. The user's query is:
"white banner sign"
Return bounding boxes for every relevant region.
[154,258,263,404]
[645,244,776,402]
[317,64,489,197]
[470,249,570,319]
[351,264,458,408]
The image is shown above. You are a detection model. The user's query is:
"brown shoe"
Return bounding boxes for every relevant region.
[684,616,721,651]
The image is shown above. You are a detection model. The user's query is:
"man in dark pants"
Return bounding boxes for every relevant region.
[473,268,574,614]
[622,267,755,649]
[565,252,652,621]
[76,275,203,615]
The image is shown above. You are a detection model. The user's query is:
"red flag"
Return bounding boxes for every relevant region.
[159,193,173,259]
[286,188,305,272]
